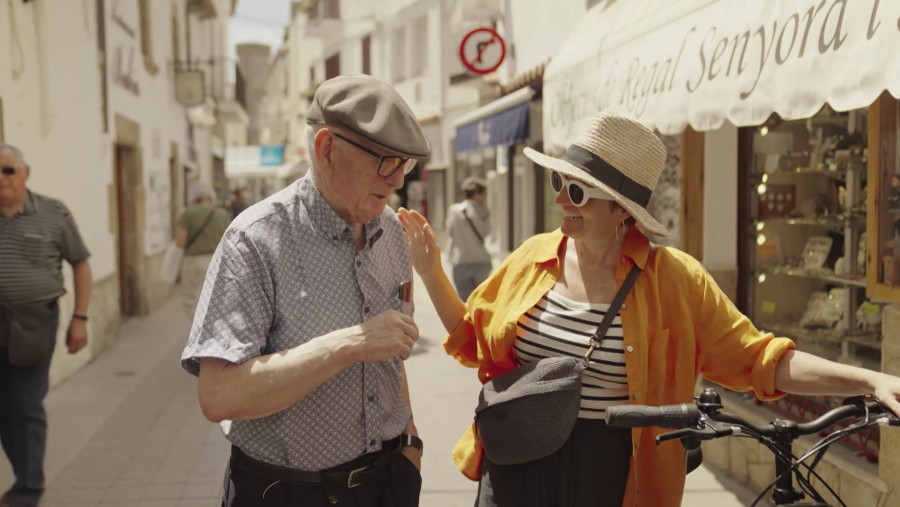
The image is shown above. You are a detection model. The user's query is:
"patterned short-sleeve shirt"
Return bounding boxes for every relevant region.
[181,174,414,470]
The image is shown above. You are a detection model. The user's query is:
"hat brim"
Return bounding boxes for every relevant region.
[524,147,669,237]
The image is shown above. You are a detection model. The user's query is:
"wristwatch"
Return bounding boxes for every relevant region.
[72,314,88,322]
[400,434,424,457]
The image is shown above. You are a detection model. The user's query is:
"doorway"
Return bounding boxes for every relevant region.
[114,144,141,315]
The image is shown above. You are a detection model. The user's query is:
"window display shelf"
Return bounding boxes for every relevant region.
[760,322,881,350]
[754,215,863,232]
[763,266,867,288]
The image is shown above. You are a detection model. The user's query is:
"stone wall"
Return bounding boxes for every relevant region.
[142,251,176,315]
[881,304,900,506]
[700,384,892,506]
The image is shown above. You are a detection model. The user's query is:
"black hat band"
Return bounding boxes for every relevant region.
[561,145,653,207]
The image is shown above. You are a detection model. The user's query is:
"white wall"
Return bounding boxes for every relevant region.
[503,0,586,75]
[703,122,739,270]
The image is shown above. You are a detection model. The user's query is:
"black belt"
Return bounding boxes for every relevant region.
[231,437,402,490]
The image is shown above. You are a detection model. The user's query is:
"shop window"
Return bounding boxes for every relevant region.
[410,16,428,78]
[867,93,900,302]
[139,0,159,75]
[744,105,879,369]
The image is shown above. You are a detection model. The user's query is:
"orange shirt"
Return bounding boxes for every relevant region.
[444,227,795,507]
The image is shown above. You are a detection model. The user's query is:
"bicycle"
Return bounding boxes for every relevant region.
[605,388,900,506]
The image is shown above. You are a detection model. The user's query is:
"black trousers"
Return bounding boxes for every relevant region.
[475,418,633,507]
[223,442,421,507]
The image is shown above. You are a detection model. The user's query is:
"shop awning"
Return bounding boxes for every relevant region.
[543,0,900,149]
[454,87,535,153]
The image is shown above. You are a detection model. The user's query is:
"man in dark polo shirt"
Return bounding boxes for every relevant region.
[0,143,92,507]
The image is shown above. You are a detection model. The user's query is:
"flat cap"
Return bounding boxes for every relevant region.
[307,75,431,159]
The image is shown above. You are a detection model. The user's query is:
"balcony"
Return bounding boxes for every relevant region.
[301,0,342,39]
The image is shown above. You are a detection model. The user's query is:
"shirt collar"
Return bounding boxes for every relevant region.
[23,191,39,214]
[298,174,384,240]
[533,226,651,269]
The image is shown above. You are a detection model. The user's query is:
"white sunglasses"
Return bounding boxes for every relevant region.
[550,171,612,207]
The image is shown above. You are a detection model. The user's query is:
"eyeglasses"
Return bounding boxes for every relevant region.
[1,166,15,176]
[550,171,611,207]
[332,133,417,177]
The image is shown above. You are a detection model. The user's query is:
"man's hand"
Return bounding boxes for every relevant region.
[66,318,88,354]
[341,310,419,363]
[400,445,422,472]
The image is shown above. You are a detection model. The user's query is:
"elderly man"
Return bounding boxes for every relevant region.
[181,75,429,507]
[0,144,92,507]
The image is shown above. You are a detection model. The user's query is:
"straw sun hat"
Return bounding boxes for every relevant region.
[524,112,669,236]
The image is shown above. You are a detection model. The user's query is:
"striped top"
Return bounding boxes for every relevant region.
[0,191,91,304]
[514,289,630,419]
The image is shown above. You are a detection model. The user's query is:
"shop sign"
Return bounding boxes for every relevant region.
[175,70,207,106]
[544,0,900,146]
[260,146,285,166]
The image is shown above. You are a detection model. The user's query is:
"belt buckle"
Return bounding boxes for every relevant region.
[347,467,367,489]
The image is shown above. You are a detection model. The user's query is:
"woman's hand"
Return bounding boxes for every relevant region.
[871,372,900,417]
[398,208,442,278]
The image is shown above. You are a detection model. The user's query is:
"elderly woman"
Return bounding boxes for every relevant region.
[175,181,230,318]
[398,113,900,507]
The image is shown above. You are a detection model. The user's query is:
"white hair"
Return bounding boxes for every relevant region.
[188,181,216,204]
[0,143,26,165]
[306,123,322,172]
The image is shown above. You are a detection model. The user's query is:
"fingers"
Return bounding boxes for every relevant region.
[877,389,900,418]
[399,320,419,343]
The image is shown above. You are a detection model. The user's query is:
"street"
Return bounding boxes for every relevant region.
[0,262,759,507]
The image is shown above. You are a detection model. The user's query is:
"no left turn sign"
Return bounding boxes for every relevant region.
[459,28,506,75]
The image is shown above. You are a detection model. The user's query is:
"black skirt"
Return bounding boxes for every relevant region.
[475,418,633,507]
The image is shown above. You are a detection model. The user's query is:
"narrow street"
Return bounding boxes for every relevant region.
[0,263,759,507]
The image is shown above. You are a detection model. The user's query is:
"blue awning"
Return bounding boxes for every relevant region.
[454,87,535,153]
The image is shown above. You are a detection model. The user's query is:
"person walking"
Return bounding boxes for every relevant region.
[0,144,92,507]
[174,181,230,319]
[181,75,430,507]
[229,189,248,220]
[445,177,492,301]
[398,112,900,507]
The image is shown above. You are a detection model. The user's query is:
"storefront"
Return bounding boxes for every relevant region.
[453,86,547,257]
[542,0,900,502]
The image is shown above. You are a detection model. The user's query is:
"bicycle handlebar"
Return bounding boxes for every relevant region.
[606,396,896,436]
[605,404,700,429]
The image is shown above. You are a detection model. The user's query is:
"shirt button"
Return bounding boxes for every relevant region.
[621,256,627,263]
[357,260,362,267]
[332,235,338,241]
[626,346,634,352]
[368,395,376,403]
[364,306,370,314]
[633,393,639,400]
[621,304,628,310]
[370,439,377,446]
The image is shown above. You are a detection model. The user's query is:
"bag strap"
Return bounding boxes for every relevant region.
[185,208,217,251]
[462,207,485,245]
[582,244,655,364]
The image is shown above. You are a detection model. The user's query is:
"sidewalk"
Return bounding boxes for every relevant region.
[0,260,759,506]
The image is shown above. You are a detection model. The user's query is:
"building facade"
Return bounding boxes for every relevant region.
[0,0,240,387]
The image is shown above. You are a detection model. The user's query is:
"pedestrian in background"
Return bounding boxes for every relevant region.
[181,75,429,507]
[0,143,92,507]
[230,188,248,220]
[445,177,492,301]
[173,181,229,319]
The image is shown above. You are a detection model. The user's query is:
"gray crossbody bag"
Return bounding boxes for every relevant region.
[473,245,652,465]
